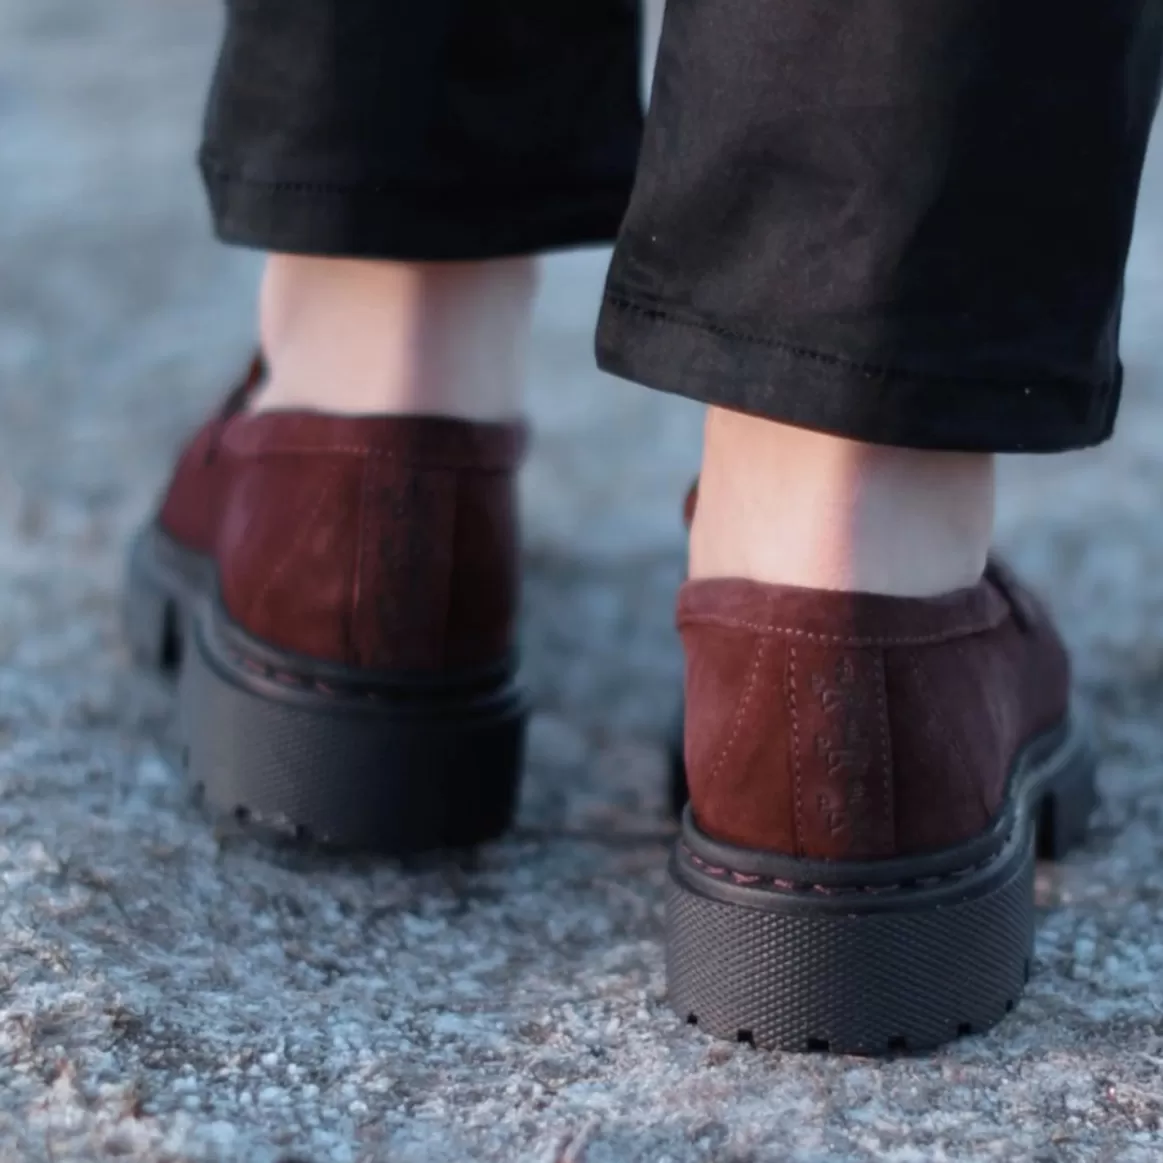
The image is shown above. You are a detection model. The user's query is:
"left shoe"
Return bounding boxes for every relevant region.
[124,355,264,679]
[125,356,530,852]
[173,404,529,852]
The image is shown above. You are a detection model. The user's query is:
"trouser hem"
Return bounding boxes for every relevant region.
[595,294,1121,453]
[201,156,632,261]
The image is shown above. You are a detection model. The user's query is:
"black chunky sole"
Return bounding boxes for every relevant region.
[179,600,528,854]
[667,717,1097,1055]
[124,525,211,680]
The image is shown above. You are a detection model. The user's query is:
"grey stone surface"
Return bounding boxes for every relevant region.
[2,1,1162,1159]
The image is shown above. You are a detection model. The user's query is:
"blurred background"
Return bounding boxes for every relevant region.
[2,1,1163,1160]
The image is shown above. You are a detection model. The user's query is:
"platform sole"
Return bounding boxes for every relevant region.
[667,717,1097,1054]
[180,602,528,854]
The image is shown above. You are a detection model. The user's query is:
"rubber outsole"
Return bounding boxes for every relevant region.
[179,604,528,853]
[666,718,1097,1055]
[131,525,1100,1046]
[126,524,528,854]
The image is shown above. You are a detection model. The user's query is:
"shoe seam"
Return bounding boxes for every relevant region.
[705,637,768,797]
[245,463,338,626]
[874,648,895,850]
[679,837,1010,896]
[790,645,803,854]
[677,613,1008,647]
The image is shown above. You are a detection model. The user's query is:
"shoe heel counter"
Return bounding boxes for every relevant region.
[681,625,797,853]
[350,458,519,671]
[788,643,896,860]
[445,468,521,669]
[682,621,897,861]
[217,456,362,661]
[349,453,459,671]
[884,642,1011,854]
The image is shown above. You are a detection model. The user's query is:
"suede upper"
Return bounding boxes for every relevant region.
[151,352,525,673]
[678,560,1071,861]
[156,356,264,556]
[214,411,526,671]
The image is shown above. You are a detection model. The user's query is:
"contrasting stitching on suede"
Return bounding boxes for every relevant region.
[790,645,802,849]
[677,614,1007,647]
[680,843,1005,897]
[245,464,339,625]
[349,449,372,666]
[705,637,768,794]
[873,651,894,842]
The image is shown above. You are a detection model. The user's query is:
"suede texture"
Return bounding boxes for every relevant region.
[678,561,1071,860]
[156,356,264,555]
[215,411,526,672]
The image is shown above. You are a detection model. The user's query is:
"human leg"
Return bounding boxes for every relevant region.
[129,1,645,851]
[599,0,1162,1050]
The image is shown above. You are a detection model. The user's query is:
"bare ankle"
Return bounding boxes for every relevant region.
[690,407,994,597]
[254,254,539,419]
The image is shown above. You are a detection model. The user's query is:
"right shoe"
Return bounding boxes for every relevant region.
[175,407,530,854]
[668,560,1097,1054]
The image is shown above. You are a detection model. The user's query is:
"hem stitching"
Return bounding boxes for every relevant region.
[603,292,1115,396]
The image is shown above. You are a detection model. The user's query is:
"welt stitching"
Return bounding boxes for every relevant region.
[680,842,1007,896]
[230,650,400,701]
[605,294,1111,393]
[705,637,767,794]
[677,613,1007,646]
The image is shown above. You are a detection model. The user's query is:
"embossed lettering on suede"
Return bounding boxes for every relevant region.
[795,647,894,858]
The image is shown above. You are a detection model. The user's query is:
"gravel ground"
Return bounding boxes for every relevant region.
[2,2,1162,1160]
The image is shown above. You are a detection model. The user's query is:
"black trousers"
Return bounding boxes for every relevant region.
[202,1,1163,452]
